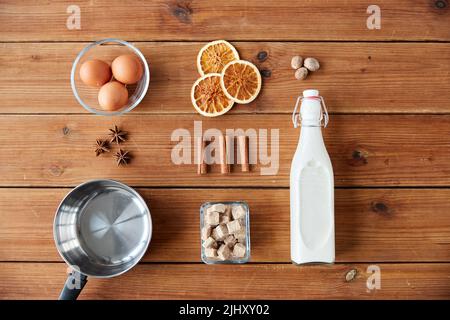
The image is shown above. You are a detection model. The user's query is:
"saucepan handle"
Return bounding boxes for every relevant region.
[59,269,88,300]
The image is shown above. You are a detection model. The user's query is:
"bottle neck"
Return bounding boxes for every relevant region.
[299,124,324,145]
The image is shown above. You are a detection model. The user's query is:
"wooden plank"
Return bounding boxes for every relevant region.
[0,262,449,299]
[1,1,449,41]
[1,188,449,263]
[0,115,450,187]
[1,42,449,114]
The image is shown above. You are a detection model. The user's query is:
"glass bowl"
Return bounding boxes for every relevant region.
[71,38,150,116]
[200,201,251,264]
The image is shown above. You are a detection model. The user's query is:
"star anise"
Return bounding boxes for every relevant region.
[109,125,127,144]
[114,149,131,166]
[94,139,110,156]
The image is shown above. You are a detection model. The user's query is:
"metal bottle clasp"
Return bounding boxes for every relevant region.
[292,95,329,128]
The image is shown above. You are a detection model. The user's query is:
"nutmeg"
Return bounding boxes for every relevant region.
[291,55,303,70]
[294,67,308,80]
[304,57,320,72]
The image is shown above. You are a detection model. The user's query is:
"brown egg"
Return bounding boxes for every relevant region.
[111,54,143,85]
[79,59,112,87]
[98,81,128,111]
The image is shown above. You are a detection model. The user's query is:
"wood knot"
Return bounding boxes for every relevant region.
[348,149,368,166]
[49,165,64,177]
[345,269,358,282]
[169,1,193,24]
[31,54,40,61]
[62,126,70,136]
[371,201,392,216]
[260,68,271,78]
[257,51,268,62]
[434,0,448,9]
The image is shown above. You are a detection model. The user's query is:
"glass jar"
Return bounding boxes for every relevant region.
[200,201,251,264]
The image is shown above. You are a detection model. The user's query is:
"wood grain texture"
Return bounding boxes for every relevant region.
[1,262,449,299]
[1,42,449,114]
[2,0,450,301]
[0,115,449,187]
[1,0,449,41]
[1,188,449,263]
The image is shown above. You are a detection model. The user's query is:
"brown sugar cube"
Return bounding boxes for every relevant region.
[201,226,212,241]
[205,211,219,226]
[207,203,226,214]
[219,213,231,225]
[232,205,246,220]
[226,220,242,234]
[202,236,217,249]
[234,229,246,242]
[224,205,232,216]
[217,244,231,260]
[224,235,237,248]
[204,248,217,259]
[219,205,232,224]
[232,243,246,258]
[212,224,229,241]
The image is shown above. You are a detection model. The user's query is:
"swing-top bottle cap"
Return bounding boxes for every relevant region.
[303,89,319,98]
[301,89,321,125]
[292,89,328,128]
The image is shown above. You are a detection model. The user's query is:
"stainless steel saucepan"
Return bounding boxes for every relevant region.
[53,179,152,300]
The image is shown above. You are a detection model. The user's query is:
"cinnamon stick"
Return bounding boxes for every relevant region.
[225,135,232,173]
[237,135,249,172]
[197,137,207,175]
[219,135,230,174]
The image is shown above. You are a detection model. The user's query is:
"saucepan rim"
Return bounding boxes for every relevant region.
[53,179,152,278]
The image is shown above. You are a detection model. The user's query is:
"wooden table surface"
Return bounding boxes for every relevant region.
[0,0,450,300]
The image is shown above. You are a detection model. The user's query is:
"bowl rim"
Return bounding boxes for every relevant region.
[71,38,150,116]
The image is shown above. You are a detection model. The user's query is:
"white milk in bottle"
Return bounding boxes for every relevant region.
[290,89,335,264]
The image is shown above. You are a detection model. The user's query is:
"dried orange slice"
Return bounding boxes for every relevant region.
[191,73,234,117]
[220,60,262,104]
[197,40,240,76]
